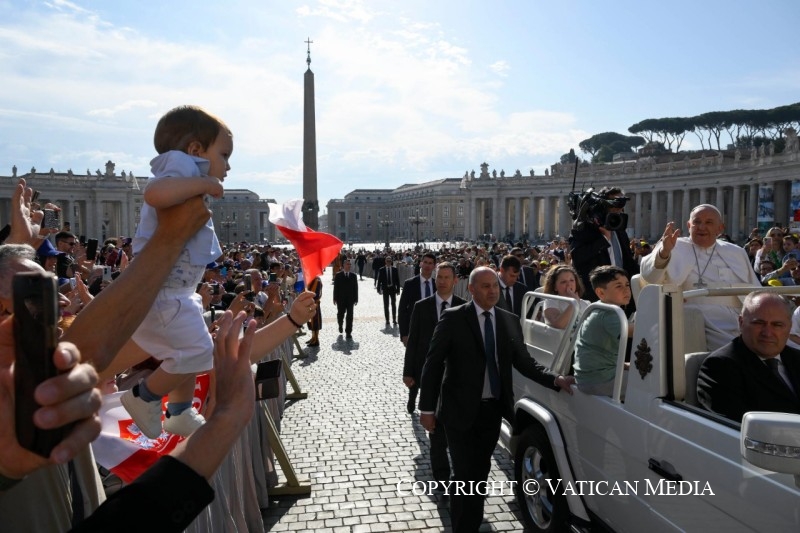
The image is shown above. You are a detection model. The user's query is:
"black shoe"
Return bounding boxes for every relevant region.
[406,399,415,414]
[385,322,390,327]
[393,320,397,325]
[339,325,343,333]
[346,334,353,340]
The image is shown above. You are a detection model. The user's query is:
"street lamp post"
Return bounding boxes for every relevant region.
[408,209,427,249]
[220,216,235,245]
[378,215,393,249]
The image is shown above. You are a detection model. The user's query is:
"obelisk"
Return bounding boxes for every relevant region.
[302,38,319,229]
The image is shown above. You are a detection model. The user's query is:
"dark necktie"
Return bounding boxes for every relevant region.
[610,233,623,266]
[765,358,797,397]
[439,300,448,320]
[483,311,500,398]
[424,279,431,298]
[505,285,513,313]
[387,268,392,286]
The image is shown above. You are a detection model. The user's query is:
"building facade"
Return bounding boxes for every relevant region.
[0,163,278,245]
[327,140,800,244]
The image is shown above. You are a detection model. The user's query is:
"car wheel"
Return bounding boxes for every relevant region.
[514,427,568,532]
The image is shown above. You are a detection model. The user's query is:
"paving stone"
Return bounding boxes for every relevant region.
[261,276,527,531]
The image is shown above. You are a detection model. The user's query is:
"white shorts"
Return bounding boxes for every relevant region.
[131,289,213,374]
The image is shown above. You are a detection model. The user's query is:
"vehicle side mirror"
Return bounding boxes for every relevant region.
[741,412,800,488]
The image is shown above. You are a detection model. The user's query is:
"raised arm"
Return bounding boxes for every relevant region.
[144,176,223,209]
[249,290,317,361]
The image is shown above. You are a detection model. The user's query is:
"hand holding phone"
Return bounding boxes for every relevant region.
[13,271,73,457]
[85,239,99,262]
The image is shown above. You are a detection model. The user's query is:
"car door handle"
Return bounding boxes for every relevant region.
[648,458,683,482]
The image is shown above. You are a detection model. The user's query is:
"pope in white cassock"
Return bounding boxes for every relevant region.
[640,204,760,351]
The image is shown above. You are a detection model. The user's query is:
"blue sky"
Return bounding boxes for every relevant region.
[1,0,798,213]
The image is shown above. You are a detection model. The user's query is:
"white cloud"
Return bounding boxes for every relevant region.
[489,60,510,76]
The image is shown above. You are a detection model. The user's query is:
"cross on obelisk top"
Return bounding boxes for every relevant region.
[305,37,313,67]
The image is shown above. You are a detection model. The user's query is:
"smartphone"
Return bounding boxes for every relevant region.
[31,190,40,204]
[0,223,10,244]
[243,274,254,301]
[268,272,277,283]
[56,254,72,278]
[43,209,60,230]
[102,266,112,283]
[211,284,221,295]
[79,235,86,246]
[13,271,69,457]
[196,283,204,292]
[86,238,99,261]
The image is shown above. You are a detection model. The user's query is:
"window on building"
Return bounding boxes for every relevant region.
[355,212,360,220]
[443,205,450,217]
[457,205,464,217]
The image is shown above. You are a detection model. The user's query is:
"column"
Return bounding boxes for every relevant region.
[682,188,691,225]
[731,186,741,240]
[121,197,130,238]
[634,192,643,237]
[649,192,659,240]
[666,190,674,228]
[716,186,725,227]
[699,187,708,205]
[498,194,507,238]
[528,196,536,239]
[491,198,500,238]
[514,198,522,239]
[469,197,477,240]
[748,184,758,233]
[558,195,569,238]
[543,196,553,239]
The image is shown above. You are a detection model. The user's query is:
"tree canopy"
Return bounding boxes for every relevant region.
[578,132,645,162]
[626,103,800,152]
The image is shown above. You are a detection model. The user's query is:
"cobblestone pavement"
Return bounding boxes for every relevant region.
[262,275,529,532]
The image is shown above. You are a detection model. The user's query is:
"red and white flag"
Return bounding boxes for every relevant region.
[268,199,343,282]
[91,375,210,483]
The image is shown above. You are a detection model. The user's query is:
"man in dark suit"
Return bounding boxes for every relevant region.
[510,246,538,291]
[398,252,437,346]
[333,259,358,339]
[404,261,465,413]
[495,254,527,317]
[419,267,574,531]
[697,291,800,422]
[371,252,385,288]
[376,256,400,326]
[569,186,638,314]
[403,262,465,484]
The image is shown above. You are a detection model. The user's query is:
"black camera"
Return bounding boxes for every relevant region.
[568,188,629,232]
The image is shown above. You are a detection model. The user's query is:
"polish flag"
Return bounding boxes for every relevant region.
[91,375,210,483]
[268,199,343,283]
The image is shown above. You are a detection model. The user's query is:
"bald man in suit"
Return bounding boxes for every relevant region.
[698,291,800,422]
[419,267,574,531]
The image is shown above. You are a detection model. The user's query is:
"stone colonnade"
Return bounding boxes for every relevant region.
[462,158,799,242]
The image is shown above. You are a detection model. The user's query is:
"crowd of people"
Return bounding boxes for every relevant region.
[5,155,800,532]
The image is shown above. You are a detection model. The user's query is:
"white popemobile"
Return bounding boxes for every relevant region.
[501,279,800,532]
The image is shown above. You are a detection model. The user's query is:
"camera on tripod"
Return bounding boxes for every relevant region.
[568,188,629,232]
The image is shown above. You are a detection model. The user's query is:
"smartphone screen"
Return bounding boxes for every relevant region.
[269,272,277,282]
[86,238,99,261]
[244,274,252,291]
[43,209,60,230]
[13,271,69,457]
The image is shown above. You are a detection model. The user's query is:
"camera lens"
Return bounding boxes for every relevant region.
[605,213,626,231]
